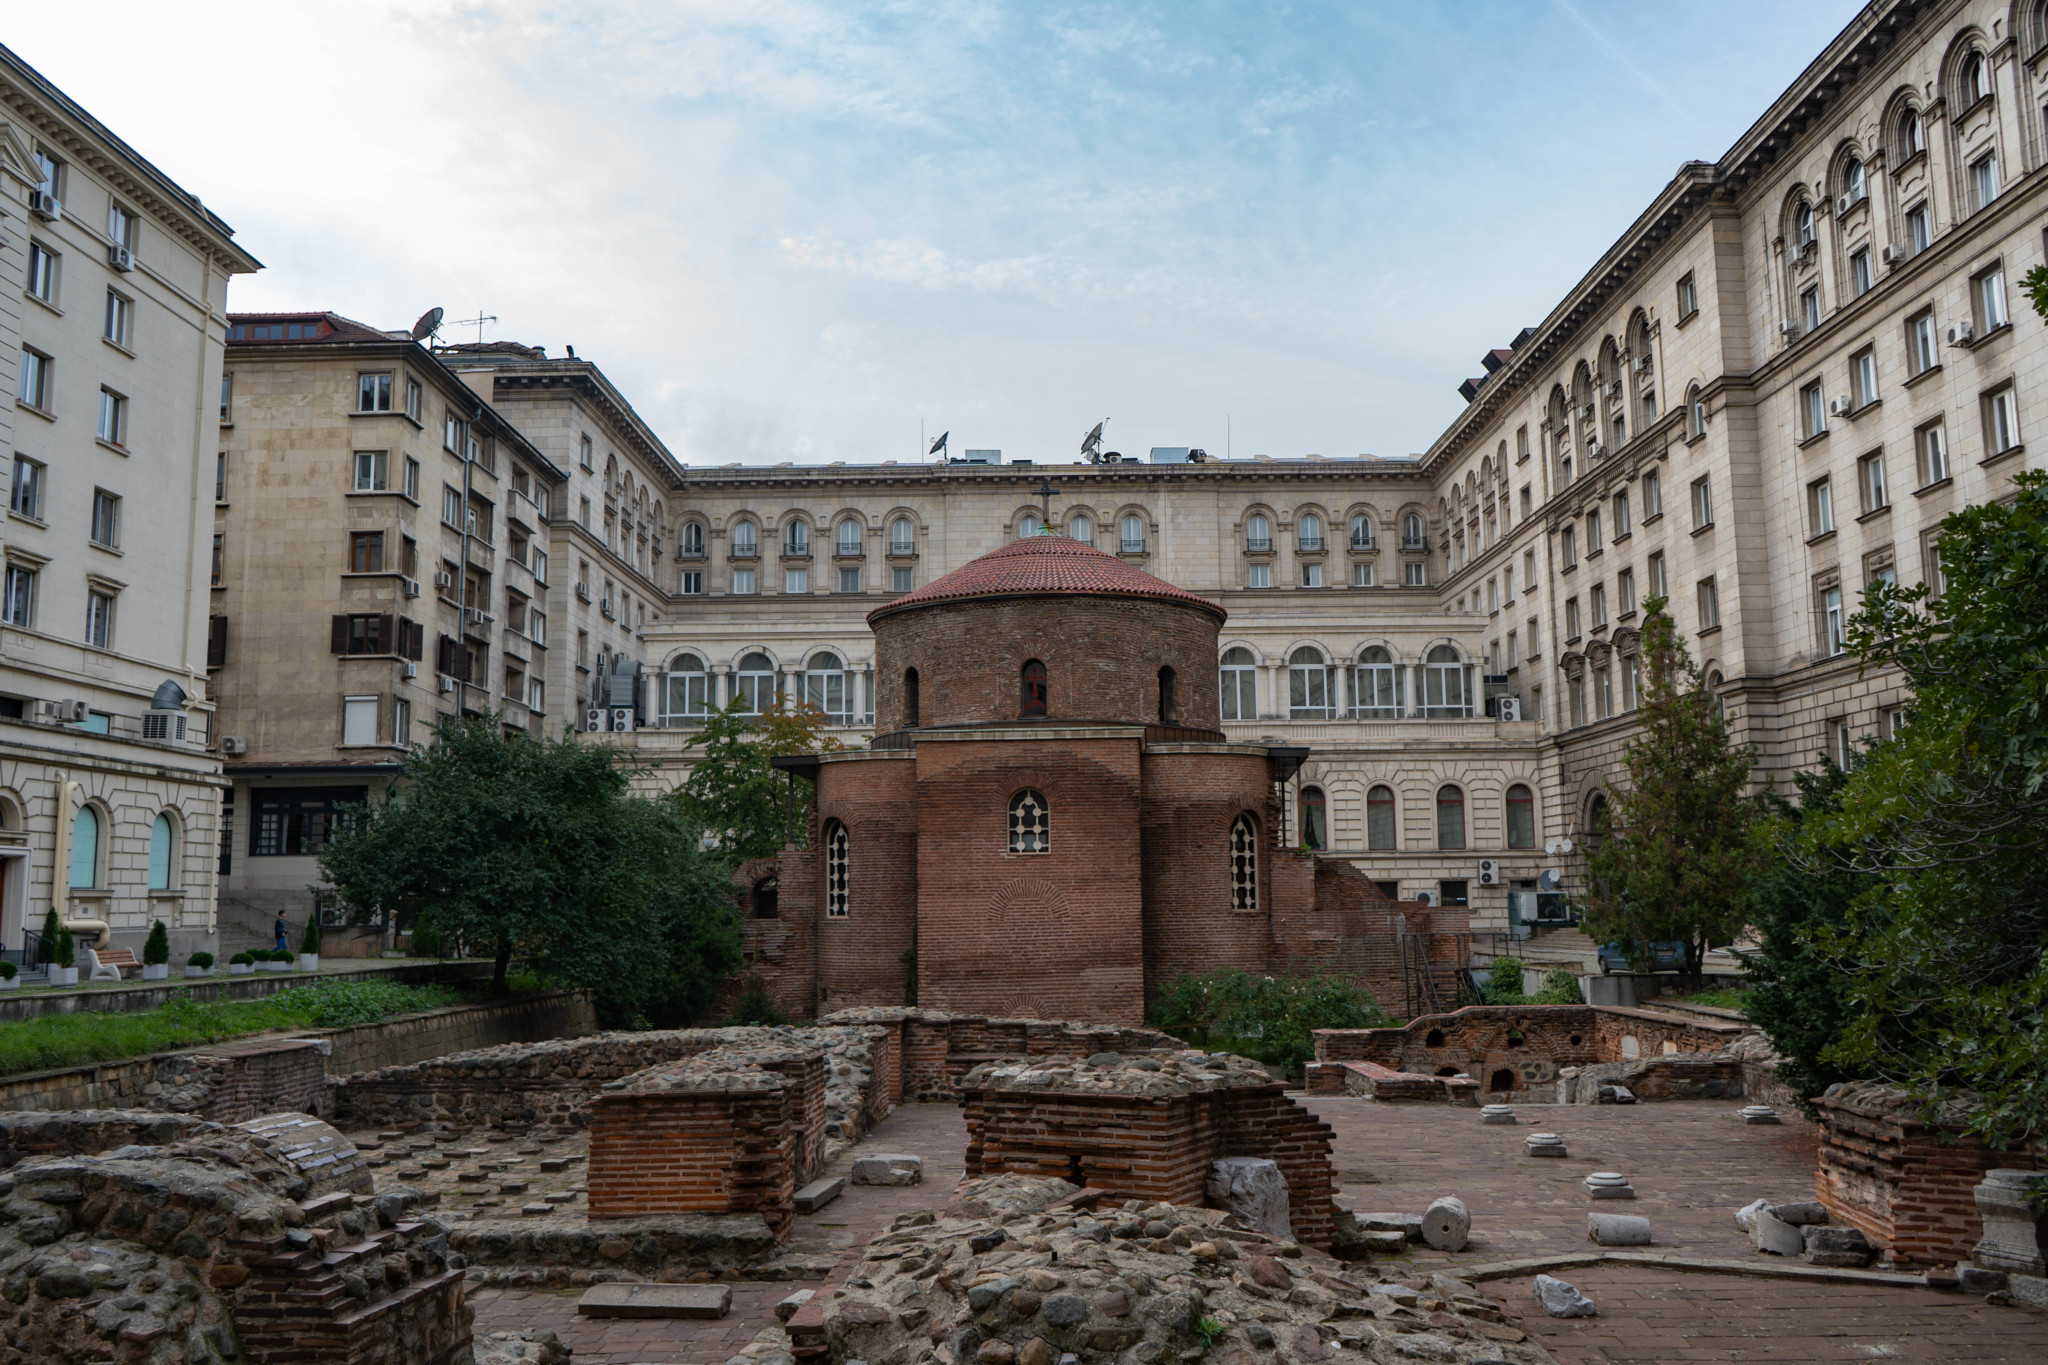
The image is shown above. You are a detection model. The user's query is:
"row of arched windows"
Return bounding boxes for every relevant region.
[1296,782,1537,852]
[1221,644,1473,721]
[0,794,187,893]
[1240,510,1426,554]
[686,514,920,561]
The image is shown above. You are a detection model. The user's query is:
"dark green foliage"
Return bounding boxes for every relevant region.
[1532,968,1583,1005]
[0,963,15,981]
[1482,958,1526,1004]
[724,974,789,1026]
[142,921,170,966]
[229,952,254,966]
[39,909,58,953]
[1149,969,1391,1074]
[55,927,73,969]
[318,714,743,1027]
[668,700,842,862]
[300,917,321,956]
[187,952,214,969]
[408,924,443,959]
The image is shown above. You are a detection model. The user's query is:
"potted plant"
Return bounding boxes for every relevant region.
[51,927,78,988]
[268,948,295,973]
[297,916,321,973]
[185,951,214,979]
[0,961,18,991]
[228,951,255,976]
[141,920,171,981]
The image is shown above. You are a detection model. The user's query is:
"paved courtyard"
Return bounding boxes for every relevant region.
[471,1094,2048,1364]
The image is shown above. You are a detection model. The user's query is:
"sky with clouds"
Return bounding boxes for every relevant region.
[13,0,1863,466]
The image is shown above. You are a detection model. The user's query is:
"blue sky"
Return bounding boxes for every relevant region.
[15,1,1863,465]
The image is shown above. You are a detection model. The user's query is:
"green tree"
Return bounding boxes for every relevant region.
[1482,958,1526,1004]
[1805,469,2048,1146]
[318,714,742,1025]
[670,699,842,863]
[1582,597,1769,978]
[142,920,170,967]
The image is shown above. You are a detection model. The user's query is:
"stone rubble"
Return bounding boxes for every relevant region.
[1530,1276,1596,1320]
[1204,1158,1294,1242]
[1418,1198,1471,1253]
[959,1050,1277,1099]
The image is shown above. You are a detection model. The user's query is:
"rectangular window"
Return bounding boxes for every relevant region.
[393,698,412,748]
[1591,583,1607,628]
[90,489,120,548]
[1801,286,1821,334]
[1647,551,1666,600]
[1622,653,1639,711]
[1692,475,1713,529]
[85,590,114,648]
[1820,582,1845,656]
[1801,380,1825,438]
[1506,630,1518,667]
[1907,203,1931,255]
[1247,562,1272,589]
[838,567,861,594]
[1918,421,1949,486]
[10,456,44,519]
[784,567,808,594]
[108,201,135,249]
[26,241,56,303]
[1698,576,1720,629]
[891,565,913,593]
[342,696,379,746]
[1565,596,1581,640]
[1350,560,1374,587]
[219,373,232,423]
[444,412,462,452]
[1971,152,1999,211]
[402,456,419,500]
[1520,485,1532,519]
[353,449,388,492]
[1613,489,1630,537]
[1909,310,1939,375]
[1503,566,1514,601]
[358,372,393,412]
[3,564,37,626]
[1528,616,1540,656]
[442,486,463,529]
[249,787,367,857]
[1586,509,1602,553]
[1984,385,2020,456]
[405,377,422,422]
[531,547,548,583]
[1850,248,1872,298]
[1808,476,1834,537]
[1561,525,1577,567]
[401,534,418,577]
[732,568,757,595]
[348,531,385,573]
[1517,424,1530,461]
[1976,265,2009,332]
[96,390,127,447]
[104,289,133,347]
[215,450,228,502]
[1642,469,1661,517]
[1404,561,1425,587]
[1618,567,1635,615]
[1524,548,1537,589]
[1676,272,1697,319]
[1569,677,1585,728]
[1859,451,1888,512]
[1300,561,1323,588]
[680,569,704,595]
[1853,348,1879,407]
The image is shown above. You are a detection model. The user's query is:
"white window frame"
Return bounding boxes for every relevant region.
[26,240,56,303]
[1809,476,1834,537]
[1910,310,1939,375]
[1247,563,1271,589]
[342,695,380,746]
[85,589,115,648]
[97,388,127,447]
[1984,385,2020,455]
[1691,475,1713,530]
[353,449,389,492]
[1220,648,1259,721]
[1246,513,1270,552]
[104,289,133,347]
[358,372,394,413]
[90,489,121,548]
[1860,452,1888,512]
[1854,349,1879,407]
[1918,422,1949,486]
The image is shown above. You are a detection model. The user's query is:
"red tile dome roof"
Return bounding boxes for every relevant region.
[869,534,1227,624]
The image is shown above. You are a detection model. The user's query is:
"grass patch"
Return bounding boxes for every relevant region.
[0,980,466,1078]
[1672,987,1752,1012]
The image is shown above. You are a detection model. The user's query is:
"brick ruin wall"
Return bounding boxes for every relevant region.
[1815,1087,2045,1269]
[150,1039,333,1124]
[587,1072,810,1238]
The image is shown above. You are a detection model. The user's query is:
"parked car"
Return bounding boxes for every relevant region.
[1597,940,1688,974]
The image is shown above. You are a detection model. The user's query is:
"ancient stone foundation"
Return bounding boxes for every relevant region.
[959,1052,1338,1250]
[1815,1082,2044,1269]
[148,1037,332,1124]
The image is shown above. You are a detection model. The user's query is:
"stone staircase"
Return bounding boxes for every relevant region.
[1512,926,1604,972]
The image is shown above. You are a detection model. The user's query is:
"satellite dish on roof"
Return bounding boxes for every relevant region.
[410,307,444,342]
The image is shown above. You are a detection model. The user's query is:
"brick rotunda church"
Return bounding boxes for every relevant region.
[746,533,1438,1025]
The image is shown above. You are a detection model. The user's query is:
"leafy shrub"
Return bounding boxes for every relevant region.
[0,962,15,981]
[187,951,215,970]
[724,974,789,1027]
[300,917,321,956]
[408,925,442,959]
[1149,970,1389,1074]
[1532,968,1584,1005]
[1482,958,1527,1004]
[143,921,170,966]
[229,952,255,966]
[55,928,74,969]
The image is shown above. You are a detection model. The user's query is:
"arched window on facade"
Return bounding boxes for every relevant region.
[1899,105,1925,158]
[891,517,915,554]
[1009,789,1050,853]
[148,812,176,890]
[1794,200,1816,250]
[784,519,809,555]
[1120,514,1146,553]
[680,521,705,556]
[69,805,99,889]
[1436,785,1467,850]
[1350,513,1374,550]
[1355,646,1402,718]
[824,821,848,917]
[664,652,710,723]
[1708,669,1727,722]
[731,520,758,556]
[1021,659,1048,718]
[1019,512,1044,537]
[837,520,862,555]
[1157,666,1177,724]
[752,875,779,919]
[1298,513,1323,552]
[1220,647,1257,721]
[1962,49,1990,105]
[734,652,777,715]
[1843,156,1866,204]
[1586,793,1610,851]
[1288,646,1334,719]
[1401,511,1425,550]
[903,668,921,727]
[802,652,850,725]
[1246,513,1271,552]
[1230,814,1258,910]
[1422,644,1468,718]
[1367,785,1398,850]
[1298,786,1327,850]
[1505,783,1536,849]
[1068,513,1091,542]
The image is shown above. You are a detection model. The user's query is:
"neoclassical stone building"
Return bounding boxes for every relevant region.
[622,0,2048,937]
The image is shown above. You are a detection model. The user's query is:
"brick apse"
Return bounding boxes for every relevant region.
[744,534,1462,1024]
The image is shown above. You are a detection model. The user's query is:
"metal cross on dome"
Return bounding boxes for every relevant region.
[1037,476,1055,534]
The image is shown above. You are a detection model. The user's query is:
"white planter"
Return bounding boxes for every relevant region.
[265,959,292,973]
[141,963,169,981]
[297,954,320,972]
[50,967,79,987]
[229,962,253,975]
[0,977,18,991]
[184,966,212,979]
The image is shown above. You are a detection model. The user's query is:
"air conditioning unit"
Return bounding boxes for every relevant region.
[401,577,421,598]
[1880,243,1903,266]
[318,906,347,928]
[439,676,456,695]
[27,189,60,221]
[1412,889,1434,907]
[1828,396,1852,417]
[1604,381,1623,398]
[220,736,248,756]
[402,661,418,680]
[107,244,134,272]
[1497,697,1522,722]
[585,707,607,733]
[1778,319,1800,338]
[464,608,486,628]
[1586,441,1605,459]
[433,570,454,589]
[141,711,187,742]
[1634,356,1655,375]
[1947,322,1975,346]
[610,707,635,733]
[1477,859,1501,886]
[1837,192,1865,214]
[37,699,90,724]
[1578,403,1595,420]
[575,582,591,603]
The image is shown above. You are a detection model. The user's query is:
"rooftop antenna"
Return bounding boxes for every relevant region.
[447,310,497,344]
[1080,421,1106,464]
[409,306,444,344]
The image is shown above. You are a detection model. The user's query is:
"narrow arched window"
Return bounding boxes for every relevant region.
[1367,785,1398,850]
[1506,783,1536,849]
[1794,201,1815,249]
[1298,786,1327,850]
[785,519,809,555]
[1068,513,1091,541]
[1844,158,1865,203]
[680,522,705,556]
[1902,107,1924,156]
[891,517,915,554]
[1230,814,1258,910]
[1288,645,1332,719]
[824,821,848,917]
[1350,513,1374,549]
[1437,785,1467,851]
[1019,512,1044,538]
[1157,665,1177,724]
[903,667,920,728]
[1402,512,1424,549]
[1009,790,1050,853]
[1355,646,1402,718]
[1120,514,1145,553]
[802,651,849,725]
[1298,513,1322,552]
[735,652,776,715]
[731,521,757,556]
[69,805,99,888]
[1964,51,1989,105]
[1021,659,1048,718]
[1687,385,1706,439]
[837,520,862,554]
[1423,644,1467,717]
[1246,514,1270,552]
[148,812,174,890]
[664,652,709,722]
[1219,647,1257,721]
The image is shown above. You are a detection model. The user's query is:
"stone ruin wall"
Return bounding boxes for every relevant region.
[149,1038,333,1125]
[1815,1084,2046,1269]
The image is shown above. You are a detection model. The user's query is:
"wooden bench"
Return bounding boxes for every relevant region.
[85,947,140,981]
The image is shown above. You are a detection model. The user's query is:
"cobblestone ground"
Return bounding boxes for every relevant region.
[345,1124,591,1222]
[468,1095,2048,1363]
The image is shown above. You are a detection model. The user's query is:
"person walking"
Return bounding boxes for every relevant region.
[273,912,290,955]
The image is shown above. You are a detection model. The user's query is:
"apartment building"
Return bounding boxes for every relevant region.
[211,316,564,946]
[0,46,260,963]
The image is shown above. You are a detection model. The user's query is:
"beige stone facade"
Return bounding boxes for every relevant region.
[0,48,259,961]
